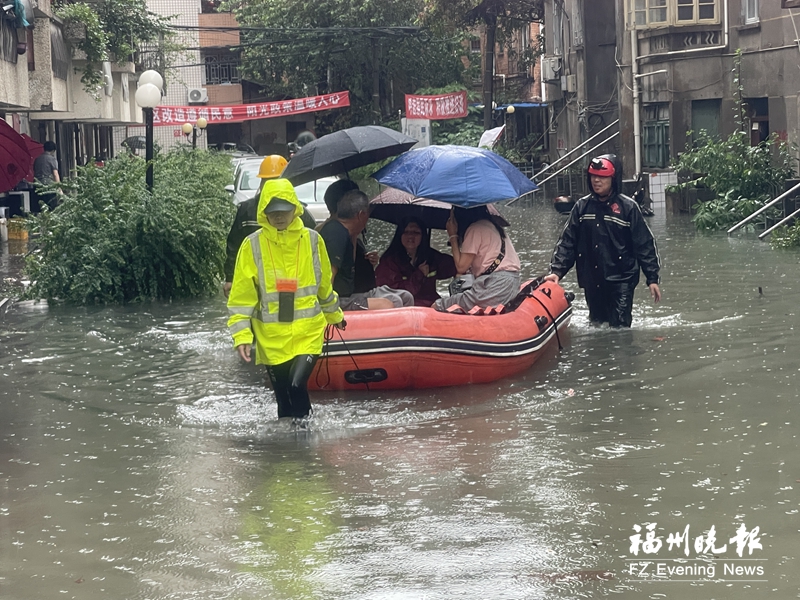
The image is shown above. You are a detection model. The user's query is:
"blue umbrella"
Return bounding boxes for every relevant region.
[371,145,538,207]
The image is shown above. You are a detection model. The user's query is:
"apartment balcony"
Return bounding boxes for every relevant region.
[33,58,138,125]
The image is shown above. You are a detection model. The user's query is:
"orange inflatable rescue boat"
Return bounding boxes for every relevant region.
[310,278,574,391]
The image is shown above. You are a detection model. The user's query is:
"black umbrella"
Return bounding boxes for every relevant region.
[369,187,510,230]
[122,136,147,151]
[283,125,417,186]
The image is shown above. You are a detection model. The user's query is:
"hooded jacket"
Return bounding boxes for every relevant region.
[227,179,343,365]
[550,155,661,289]
[224,188,317,282]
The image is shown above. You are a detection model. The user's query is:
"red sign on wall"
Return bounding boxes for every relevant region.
[147,92,350,127]
[405,91,468,120]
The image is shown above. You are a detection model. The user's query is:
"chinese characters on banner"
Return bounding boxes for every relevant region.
[148,92,350,127]
[405,91,468,120]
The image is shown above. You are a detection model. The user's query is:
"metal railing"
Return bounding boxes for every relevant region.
[727,180,800,235]
[758,206,800,239]
[531,119,620,181]
[507,121,620,206]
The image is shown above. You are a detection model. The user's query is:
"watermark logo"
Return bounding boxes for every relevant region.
[626,523,766,583]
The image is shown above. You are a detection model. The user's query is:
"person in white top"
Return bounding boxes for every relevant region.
[433,206,521,312]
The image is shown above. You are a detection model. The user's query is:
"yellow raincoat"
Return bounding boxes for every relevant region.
[227,178,343,365]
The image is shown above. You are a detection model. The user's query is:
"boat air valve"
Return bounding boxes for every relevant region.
[534,315,549,331]
[564,291,575,303]
[345,368,388,384]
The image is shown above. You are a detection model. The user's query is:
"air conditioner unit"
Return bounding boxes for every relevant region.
[541,56,562,82]
[187,87,209,104]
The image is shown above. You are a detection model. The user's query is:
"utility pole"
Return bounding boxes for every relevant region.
[482,17,497,131]
[371,37,381,123]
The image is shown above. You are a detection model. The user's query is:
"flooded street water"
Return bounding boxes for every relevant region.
[1,204,799,599]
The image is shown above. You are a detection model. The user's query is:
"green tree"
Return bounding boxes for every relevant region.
[23,150,235,304]
[55,0,175,97]
[221,0,470,128]
[421,0,544,129]
[670,50,797,231]
[96,0,174,62]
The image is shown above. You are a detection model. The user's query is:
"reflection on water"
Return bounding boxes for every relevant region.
[2,206,799,599]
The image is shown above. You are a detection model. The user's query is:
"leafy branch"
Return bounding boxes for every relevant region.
[55,0,176,98]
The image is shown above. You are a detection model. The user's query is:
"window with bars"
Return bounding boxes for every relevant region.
[204,55,240,85]
[642,104,670,168]
[632,0,717,26]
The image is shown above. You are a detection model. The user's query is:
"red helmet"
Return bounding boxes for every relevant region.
[588,157,615,177]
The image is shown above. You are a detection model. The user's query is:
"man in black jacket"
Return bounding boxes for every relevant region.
[545,154,661,327]
[223,155,316,297]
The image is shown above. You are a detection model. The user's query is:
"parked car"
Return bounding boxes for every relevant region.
[219,142,257,154]
[293,177,336,224]
[225,159,334,225]
[226,157,264,205]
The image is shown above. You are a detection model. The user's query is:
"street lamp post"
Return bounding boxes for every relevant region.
[181,117,208,149]
[135,70,164,192]
[504,104,515,145]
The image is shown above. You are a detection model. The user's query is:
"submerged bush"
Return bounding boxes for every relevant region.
[24,149,235,304]
[671,130,795,231]
[769,223,800,248]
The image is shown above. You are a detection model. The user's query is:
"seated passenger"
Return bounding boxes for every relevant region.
[433,206,521,313]
[375,217,457,307]
[318,179,376,293]
[319,190,414,310]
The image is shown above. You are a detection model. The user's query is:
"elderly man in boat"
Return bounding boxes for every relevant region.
[319,190,415,310]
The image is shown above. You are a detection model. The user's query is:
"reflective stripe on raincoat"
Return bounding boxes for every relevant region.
[227,178,343,365]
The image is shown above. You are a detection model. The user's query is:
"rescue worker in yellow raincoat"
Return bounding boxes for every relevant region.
[227,178,344,422]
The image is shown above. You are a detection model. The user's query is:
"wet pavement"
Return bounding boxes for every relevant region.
[1,205,799,599]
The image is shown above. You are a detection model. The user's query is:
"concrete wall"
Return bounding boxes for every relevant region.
[0,36,30,110]
[147,0,203,151]
[543,0,620,167]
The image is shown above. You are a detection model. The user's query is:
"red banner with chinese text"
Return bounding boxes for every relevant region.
[147,91,350,127]
[405,91,468,120]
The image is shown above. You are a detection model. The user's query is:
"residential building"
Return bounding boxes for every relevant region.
[470,22,548,162]
[541,0,620,169]
[546,0,800,183]
[2,0,139,205]
[129,0,318,156]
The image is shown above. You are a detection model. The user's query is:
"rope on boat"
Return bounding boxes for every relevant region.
[529,289,564,351]
[318,323,371,391]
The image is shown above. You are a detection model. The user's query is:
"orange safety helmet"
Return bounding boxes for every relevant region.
[257,155,288,179]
